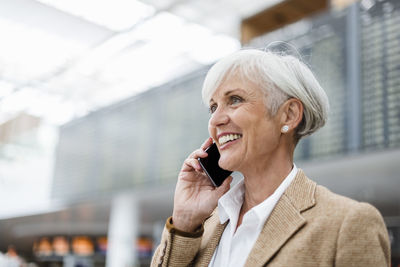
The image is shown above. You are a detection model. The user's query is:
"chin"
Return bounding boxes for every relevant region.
[218,156,235,171]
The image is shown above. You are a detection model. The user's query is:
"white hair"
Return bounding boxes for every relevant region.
[202,48,329,139]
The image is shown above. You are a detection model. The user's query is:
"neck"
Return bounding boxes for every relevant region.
[240,147,294,213]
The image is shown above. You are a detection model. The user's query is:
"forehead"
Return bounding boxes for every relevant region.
[209,75,263,102]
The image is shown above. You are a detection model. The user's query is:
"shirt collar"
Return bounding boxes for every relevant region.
[252,164,298,224]
[217,164,298,225]
[217,178,245,224]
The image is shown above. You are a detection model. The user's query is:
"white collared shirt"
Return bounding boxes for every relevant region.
[208,165,298,267]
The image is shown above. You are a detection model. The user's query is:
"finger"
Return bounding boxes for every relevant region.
[189,148,208,159]
[188,138,213,159]
[182,158,203,172]
[200,137,213,150]
[216,176,233,196]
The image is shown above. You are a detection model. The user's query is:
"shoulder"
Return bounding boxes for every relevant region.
[316,185,387,233]
[313,187,392,266]
[289,169,386,230]
[303,177,390,265]
[315,184,382,220]
[307,182,388,245]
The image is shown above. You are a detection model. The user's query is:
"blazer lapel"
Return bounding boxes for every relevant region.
[245,169,316,266]
[196,212,228,266]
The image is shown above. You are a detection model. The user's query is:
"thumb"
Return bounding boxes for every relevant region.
[215,176,233,197]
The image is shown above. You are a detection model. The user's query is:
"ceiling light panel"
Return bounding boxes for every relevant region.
[0,17,86,83]
[0,81,14,98]
[36,0,155,31]
[140,0,178,10]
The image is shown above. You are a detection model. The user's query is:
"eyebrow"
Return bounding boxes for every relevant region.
[209,88,246,104]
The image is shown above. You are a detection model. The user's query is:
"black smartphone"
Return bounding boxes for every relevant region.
[198,143,233,187]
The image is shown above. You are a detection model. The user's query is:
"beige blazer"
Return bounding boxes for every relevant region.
[152,170,390,267]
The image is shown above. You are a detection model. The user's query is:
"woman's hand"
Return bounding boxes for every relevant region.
[172,137,232,232]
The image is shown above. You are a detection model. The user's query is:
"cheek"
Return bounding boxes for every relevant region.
[208,121,215,138]
[245,117,278,145]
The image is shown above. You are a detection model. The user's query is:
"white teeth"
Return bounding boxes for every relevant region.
[218,134,242,145]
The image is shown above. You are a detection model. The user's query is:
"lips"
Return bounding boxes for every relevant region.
[218,133,242,146]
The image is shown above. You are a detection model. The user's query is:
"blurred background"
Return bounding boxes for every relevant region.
[0,0,399,266]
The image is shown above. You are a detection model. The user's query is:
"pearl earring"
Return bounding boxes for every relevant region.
[281,125,289,133]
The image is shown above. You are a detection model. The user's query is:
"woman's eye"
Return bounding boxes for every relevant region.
[209,104,217,114]
[230,96,243,105]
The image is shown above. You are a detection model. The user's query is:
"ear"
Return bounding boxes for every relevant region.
[279,98,303,132]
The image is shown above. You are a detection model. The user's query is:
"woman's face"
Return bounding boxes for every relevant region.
[208,75,283,172]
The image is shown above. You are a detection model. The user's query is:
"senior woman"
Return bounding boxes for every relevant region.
[151,49,390,267]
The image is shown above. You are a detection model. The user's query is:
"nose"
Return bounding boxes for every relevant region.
[208,106,229,128]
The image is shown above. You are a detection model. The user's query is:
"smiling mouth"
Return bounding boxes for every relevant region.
[218,134,242,146]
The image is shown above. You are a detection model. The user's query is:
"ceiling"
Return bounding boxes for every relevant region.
[0,0,280,222]
[0,0,280,126]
